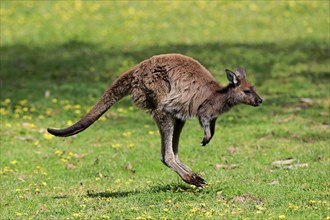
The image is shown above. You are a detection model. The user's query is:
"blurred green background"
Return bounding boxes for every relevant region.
[1,1,329,219]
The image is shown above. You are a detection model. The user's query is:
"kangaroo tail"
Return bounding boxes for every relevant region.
[47,68,135,137]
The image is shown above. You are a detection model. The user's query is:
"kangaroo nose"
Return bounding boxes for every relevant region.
[258,98,263,104]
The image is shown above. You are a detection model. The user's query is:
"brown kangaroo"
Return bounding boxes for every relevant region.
[48,54,262,187]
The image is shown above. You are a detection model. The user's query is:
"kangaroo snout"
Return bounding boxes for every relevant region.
[254,98,263,106]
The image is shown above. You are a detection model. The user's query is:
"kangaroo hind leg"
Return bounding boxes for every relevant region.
[154,111,207,187]
[172,119,207,187]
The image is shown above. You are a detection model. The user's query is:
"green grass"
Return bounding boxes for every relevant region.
[1,1,329,219]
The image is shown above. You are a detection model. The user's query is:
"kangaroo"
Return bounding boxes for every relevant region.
[48,54,262,188]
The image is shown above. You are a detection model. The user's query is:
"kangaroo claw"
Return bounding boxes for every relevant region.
[184,173,208,188]
[201,138,209,146]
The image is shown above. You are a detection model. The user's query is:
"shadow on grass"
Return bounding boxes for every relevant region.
[1,39,328,105]
[149,181,206,194]
[83,182,203,199]
[86,190,139,198]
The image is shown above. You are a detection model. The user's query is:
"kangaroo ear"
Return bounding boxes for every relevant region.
[235,66,246,80]
[226,69,238,85]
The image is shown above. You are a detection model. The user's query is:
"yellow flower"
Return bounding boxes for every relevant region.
[117,108,126,113]
[55,150,63,156]
[72,213,83,218]
[28,123,37,129]
[19,99,28,106]
[4,98,11,105]
[99,116,107,121]
[46,108,53,116]
[22,115,33,120]
[10,160,18,165]
[148,130,155,135]
[0,108,8,115]
[64,105,72,111]
[279,214,286,219]
[122,131,131,137]
[43,133,54,140]
[112,143,121,149]
[127,143,135,148]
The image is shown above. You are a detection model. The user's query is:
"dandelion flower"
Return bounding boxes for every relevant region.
[55,150,63,156]
[10,160,18,165]
[43,133,54,140]
[19,99,28,106]
[148,130,155,135]
[0,108,8,115]
[4,98,11,105]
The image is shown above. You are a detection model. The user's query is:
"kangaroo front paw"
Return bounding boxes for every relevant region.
[184,173,208,188]
[201,137,210,146]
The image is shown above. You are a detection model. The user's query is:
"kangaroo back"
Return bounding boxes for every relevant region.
[47,68,135,137]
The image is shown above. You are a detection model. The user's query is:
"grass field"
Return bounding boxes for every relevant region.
[1,1,329,219]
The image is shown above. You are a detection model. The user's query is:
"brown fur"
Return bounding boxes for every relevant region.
[48,54,262,187]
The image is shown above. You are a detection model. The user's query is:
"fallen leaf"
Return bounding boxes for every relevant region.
[272,158,308,169]
[45,90,51,98]
[228,146,236,154]
[215,164,239,170]
[122,162,135,173]
[300,98,313,107]
[271,158,295,167]
[38,205,48,213]
[17,176,26,182]
[320,112,329,117]
[73,154,85,159]
[286,163,308,169]
[268,181,280,186]
[278,115,295,123]
[216,191,224,199]
[17,136,34,141]
[66,163,77,169]
[259,134,273,141]
[230,194,263,204]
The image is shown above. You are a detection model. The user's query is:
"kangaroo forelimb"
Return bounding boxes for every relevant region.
[200,117,217,146]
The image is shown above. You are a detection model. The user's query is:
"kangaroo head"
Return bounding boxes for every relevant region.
[226,67,263,107]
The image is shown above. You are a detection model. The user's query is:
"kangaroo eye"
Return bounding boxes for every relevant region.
[244,90,251,95]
